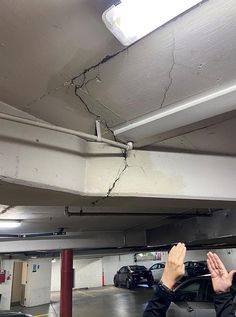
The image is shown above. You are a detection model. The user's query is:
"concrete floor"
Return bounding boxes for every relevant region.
[11,286,153,317]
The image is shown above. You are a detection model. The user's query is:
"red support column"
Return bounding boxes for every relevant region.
[60,249,73,317]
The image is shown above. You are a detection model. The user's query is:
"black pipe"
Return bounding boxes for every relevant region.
[0,228,66,239]
[64,206,212,217]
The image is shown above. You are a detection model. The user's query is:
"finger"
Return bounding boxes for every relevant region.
[178,245,186,263]
[207,259,215,274]
[228,270,236,281]
[213,253,227,273]
[174,242,184,259]
[208,252,218,271]
[168,245,176,261]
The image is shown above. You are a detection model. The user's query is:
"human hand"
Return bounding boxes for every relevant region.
[207,252,236,293]
[161,242,186,290]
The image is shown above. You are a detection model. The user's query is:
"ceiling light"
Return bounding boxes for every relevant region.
[102,0,202,46]
[0,220,21,228]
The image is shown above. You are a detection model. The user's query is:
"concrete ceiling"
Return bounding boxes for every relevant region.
[0,0,236,252]
[0,205,194,234]
[0,0,236,152]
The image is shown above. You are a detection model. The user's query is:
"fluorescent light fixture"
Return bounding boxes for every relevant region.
[102,0,202,46]
[0,220,21,228]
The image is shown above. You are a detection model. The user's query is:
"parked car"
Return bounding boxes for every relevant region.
[166,275,236,317]
[149,262,165,282]
[0,313,32,316]
[184,261,209,278]
[114,265,154,289]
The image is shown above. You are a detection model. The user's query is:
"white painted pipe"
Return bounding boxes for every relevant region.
[113,83,236,140]
[0,112,133,151]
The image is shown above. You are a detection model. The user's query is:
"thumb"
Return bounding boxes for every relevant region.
[228,270,236,281]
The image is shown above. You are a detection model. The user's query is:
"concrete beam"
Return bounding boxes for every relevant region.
[0,230,147,253]
[147,209,236,246]
[1,117,236,205]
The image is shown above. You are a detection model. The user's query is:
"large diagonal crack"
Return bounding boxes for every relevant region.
[159,35,176,109]
[91,150,129,206]
[25,47,129,140]
[25,47,127,112]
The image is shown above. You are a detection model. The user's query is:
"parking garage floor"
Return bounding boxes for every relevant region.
[11,286,153,317]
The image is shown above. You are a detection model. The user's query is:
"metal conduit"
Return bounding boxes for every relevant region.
[0,112,133,151]
[64,207,213,217]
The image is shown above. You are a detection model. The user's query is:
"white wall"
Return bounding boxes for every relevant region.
[51,259,61,292]
[51,249,236,291]
[74,258,102,289]
[102,253,135,286]
[0,259,14,310]
[102,249,236,286]
[136,249,234,269]
[51,257,103,292]
[24,258,52,307]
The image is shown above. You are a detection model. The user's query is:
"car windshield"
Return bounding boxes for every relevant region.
[129,265,147,271]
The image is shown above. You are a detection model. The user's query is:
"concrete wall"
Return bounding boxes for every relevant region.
[0,259,14,310]
[51,258,103,292]
[50,249,236,291]
[102,254,135,286]
[51,259,60,292]
[102,249,236,286]
[24,258,52,307]
[74,258,102,289]
[136,249,235,270]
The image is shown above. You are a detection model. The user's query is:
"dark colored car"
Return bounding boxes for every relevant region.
[0,313,32,316]
[167,275,236,317]
[114,265,154,289]
[184,261,209,277]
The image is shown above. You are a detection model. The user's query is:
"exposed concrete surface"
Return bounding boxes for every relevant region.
[12,286,152,317]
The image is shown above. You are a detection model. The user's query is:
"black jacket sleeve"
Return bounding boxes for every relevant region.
[214,292,235,317]
[143,283,174,317]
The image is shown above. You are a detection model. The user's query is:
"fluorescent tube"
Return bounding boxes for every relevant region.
[0,220,21,228]
[103,0,202,46]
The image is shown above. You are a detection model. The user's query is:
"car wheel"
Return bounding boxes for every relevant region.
[114,278,119,287]
[126,279,133,289]
[148,277,154,288]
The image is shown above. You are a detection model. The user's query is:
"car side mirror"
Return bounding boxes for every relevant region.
[117,270,120,274]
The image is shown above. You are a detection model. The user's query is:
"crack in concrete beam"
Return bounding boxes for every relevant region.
[159,35,176,109]
[91,152,129,206]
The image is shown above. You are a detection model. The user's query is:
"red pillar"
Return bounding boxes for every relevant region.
[60,249,73,317]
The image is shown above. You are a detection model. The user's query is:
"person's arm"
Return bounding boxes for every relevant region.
[143,243,186,317]
[207,252,236,317]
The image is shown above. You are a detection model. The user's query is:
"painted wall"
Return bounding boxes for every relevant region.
[102,249,236,286]
[24,258,52,307]
[136,249,235,269]
[51,249,236,291]
[74,258,102,289]
[51,259,60,292]
[51,257,103,292]
[0,259,14,310]
[102,254,135,286]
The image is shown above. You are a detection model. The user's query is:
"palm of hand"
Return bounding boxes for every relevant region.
[211,270,231,293]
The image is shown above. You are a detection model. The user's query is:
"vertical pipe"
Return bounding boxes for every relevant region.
[60,249,73,317]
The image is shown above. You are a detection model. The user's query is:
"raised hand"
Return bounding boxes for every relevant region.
[207,252,236,293]
[161,242,186,290]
